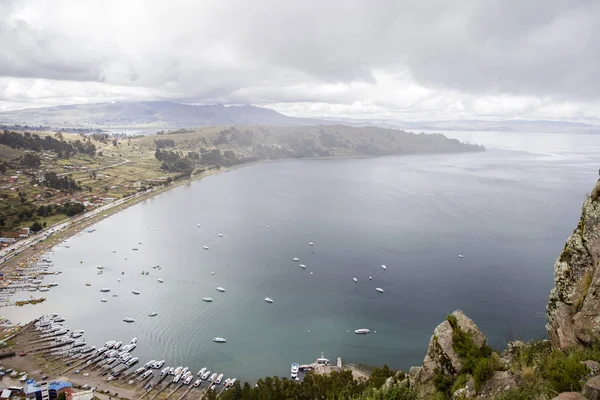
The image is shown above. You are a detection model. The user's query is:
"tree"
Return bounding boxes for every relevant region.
[0,162,6,174]
[30,221,43,232]
[55,132,64,140]
[22,152,41,167]
[112,139,118,146]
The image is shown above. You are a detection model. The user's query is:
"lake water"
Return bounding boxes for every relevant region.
[7,130,600,382]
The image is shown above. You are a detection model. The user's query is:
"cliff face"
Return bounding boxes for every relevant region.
[547,179,600,349]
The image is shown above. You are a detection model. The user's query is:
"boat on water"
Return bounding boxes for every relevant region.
[157,278,164,283]
[39,287,50,292]
[101,298,107,302]
[197,224,201,227]
[145,360,156,368]
[132,290,140,295]
[132,248,138,251]
[49,282,58,287]
[154,360,165,369]
[174,366,183,375]
[168,367,175,375]
[369,276,372,280]
[264,297,274,303]
[193,378,201,387]
[291,363,299,379]
[228,378,237,387]
[355,328,370,334]
[114,341,122,348]
[293,257,300,261]
[215,373,224,384]
[184,375,194,385]
[173,374,182,383]
[376,287,384,293]
[198,367,207,376]
[353,277,358,283]
[160,367,170,376]
[131,337,137,344]
[123,318,135,323]
[100,288,110,292]
[310,272,314,275]
[218,233,224,237]
[299,264,306,269]
[458,254,464,258]
[96,266,104,270]
[148,312,158,317]
[212,337,226,343]
[216,287,225,292]
[381,265,387,270]
[202,246,209,250]
[309,242,314,246]
[202,297,213,302]
[208,373,217,382]
[201,370,211,380]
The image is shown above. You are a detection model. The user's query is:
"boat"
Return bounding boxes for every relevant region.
[184,375,194,385]
[198,367,207,376]
[197,224,201,227]
[123,318,135,323]
[369,276,372,280]
[228,378,237,387]
[114,341,122,349]
[354,329,370,334]
[291,363,299,378]
[49,282,58,287]
[201,370,211,380]
[224,378,231,387]
[39,287,50,292]
[458,254,464,258]
[100,288,110,292]
[101,298,107,302]
[154,360,165,368]
[293,257,299,261]
[160,367,170,376]
[202,246,209,250]
[310,272,314,275]
[216,287,225,292]
[208,373,217,382]
[85,283,91,286]
[148,312,158,317]
[126,357,138,366]
[157,278,164,283]
[173,374,182,383]
[131,337,137,344]
[168,367,175,375]
[376,287,384,293]
[215,373,224,384]
[145,360,156,368]
[193,378,201,387]
[264,297,274,303]
[353,277,358,283]
[132,248,138,251]
[212,337,226,343]
[381,265,387,270]
[218,233,224,237]
[309,242,314,246]
[299,264,306,269]
[174,366,183,375]
[202,297,213,302]
[132,290,140,295]
[96,266,104,270]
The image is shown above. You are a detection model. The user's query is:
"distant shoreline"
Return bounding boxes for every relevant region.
[0,148,484,276]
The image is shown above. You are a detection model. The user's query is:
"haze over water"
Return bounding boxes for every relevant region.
[8,131,600,382]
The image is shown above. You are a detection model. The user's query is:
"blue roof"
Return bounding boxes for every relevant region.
[25,379,72,394]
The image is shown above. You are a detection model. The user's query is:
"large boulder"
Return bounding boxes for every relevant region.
[584,375,600,400]
[475,371,518,398]
[547,180,600,350]
[409,310,486,397]
[552,393,588,400]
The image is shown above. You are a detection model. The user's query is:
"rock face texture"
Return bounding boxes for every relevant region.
[583,375,600,400]
[409,310,486,397]
[547,180,600,349]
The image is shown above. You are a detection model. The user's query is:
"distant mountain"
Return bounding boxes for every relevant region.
[0,101,329,130]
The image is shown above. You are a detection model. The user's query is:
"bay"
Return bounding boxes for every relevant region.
[8,130,600,382]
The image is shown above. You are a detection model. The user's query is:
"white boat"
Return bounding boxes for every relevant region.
[49,282,58,287]
[193,378,201,387]
[157,278,164,283]
[101,298,107,302]
[216,287,225,292]
[293,257,299,262]
[39,287,50,292]
[148,312,158,317]
[174,366,183,375]
[202,246,209,250]
[228,378,237,387]
[309,242,314,246]
[215,373,224,384]
[224,378,231,387]
[145,360,156,368]
[154,360,165,368]
[160,367,170,376]
[184,375,194,385]
[132,290,140,295]
[218,233,224,237]
[310,272,314,275]
[208,373,217,382]
[369,276,372,280]
[131,337,137,344]
[264,297,274,303]
[355,328,370,334]
[201,370,211,380]
[353,277,358,283]
[212,337,226,343]
[117,279,121,282]
[381,265,387,270]
[123,317,135,323]
[202,297,213,302]
[458,254,464,258]
[198,367,207,376]
[100,288,111,292]
[173,374,182,383]
[168,367,175,375]
[376,287,384,293]
[299,264,306,269]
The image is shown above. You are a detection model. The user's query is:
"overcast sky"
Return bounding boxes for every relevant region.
[0,0,598,121]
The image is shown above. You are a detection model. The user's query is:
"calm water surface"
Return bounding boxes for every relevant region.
[8,131,600,381]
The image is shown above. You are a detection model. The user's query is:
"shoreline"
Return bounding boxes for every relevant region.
[0,149,482,276]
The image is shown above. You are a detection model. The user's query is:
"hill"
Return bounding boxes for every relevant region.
[0,101,328,130]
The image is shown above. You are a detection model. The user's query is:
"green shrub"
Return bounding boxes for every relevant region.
[541,350,588,393]
[433,368,455,399]
[450,374,469,394]
[473,358,494,391]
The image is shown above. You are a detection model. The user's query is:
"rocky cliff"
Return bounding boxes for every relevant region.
[547,179,600,349]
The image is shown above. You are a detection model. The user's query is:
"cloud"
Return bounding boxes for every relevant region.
[0,0,598,121]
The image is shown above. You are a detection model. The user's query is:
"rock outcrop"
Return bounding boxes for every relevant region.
[409,310,486,397]
[583,375,600,400]
[547,180,600,349]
